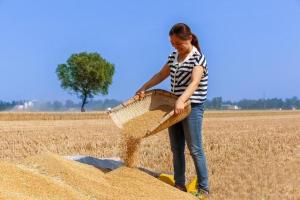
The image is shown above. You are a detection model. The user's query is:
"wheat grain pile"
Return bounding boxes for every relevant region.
[121,105,172,167]
[0,153,196,200]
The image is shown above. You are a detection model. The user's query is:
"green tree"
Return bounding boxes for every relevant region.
[52,100,63,111]
[211,97,222,109]
[65,100,76,110]
[56,52,115,112]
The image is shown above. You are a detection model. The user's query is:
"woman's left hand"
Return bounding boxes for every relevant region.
[174,98,185,115]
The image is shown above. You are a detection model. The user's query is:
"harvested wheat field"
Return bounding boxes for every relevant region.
[0,110,300,199]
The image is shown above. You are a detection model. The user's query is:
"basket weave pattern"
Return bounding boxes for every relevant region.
[109,89,191,138]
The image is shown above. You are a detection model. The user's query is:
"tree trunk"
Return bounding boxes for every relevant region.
[81,95,87,112]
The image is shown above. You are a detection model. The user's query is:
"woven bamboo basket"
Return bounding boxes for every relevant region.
[109,89,191,138]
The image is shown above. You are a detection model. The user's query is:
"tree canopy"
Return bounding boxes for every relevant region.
[56,52,115,112]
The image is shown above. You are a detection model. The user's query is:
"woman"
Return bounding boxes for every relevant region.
[135,23,209,199]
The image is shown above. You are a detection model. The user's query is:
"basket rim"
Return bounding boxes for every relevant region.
[108,88,192,136]
[108,89,183,115]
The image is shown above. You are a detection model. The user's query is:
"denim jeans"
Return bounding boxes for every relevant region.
[168,103,209,191]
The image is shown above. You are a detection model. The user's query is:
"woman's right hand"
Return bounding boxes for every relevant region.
[135,87,146,100]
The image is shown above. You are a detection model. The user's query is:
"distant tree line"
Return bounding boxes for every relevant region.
[1,96,300,111]
[204,96,300,110]
[0,99,121,111]
[0,100,25,111]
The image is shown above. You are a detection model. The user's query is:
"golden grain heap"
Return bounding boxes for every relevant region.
[0,153,196,200]
[121,105,172,167]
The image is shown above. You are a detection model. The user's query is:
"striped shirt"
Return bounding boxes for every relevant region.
[167,46,208,104]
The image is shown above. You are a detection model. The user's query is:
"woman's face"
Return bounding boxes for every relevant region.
[170,35,192,54]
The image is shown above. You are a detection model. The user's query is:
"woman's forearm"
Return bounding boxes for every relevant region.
[141,72,165,90]
[138,64,170,91]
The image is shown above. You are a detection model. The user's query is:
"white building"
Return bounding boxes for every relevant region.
[13,100,36,111]
[221,104,240,110]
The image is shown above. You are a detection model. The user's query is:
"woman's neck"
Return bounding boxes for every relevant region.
[178,45,193,62]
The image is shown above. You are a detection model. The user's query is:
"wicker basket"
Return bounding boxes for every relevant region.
[109,89,191,138]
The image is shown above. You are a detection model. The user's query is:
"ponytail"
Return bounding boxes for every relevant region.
[191,33,201,53]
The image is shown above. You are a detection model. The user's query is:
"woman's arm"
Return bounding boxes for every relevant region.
[174,65,204,114]
[136,64,170,98]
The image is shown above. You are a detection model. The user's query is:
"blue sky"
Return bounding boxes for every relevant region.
[0,0,299,102]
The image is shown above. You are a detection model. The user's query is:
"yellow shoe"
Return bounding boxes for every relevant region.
[186,177,197,193]
[158,173,175,186]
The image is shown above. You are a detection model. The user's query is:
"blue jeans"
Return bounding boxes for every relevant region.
[168,103,209,191]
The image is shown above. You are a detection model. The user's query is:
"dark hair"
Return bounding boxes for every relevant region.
[169,23,201,52]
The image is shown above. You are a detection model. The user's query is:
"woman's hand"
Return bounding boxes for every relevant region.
[174,98,185,115]
[135,87,146,100]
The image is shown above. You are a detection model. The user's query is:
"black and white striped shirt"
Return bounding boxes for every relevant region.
[167,46,208,104]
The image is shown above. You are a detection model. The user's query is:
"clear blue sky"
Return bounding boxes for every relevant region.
[0,0,299,102]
